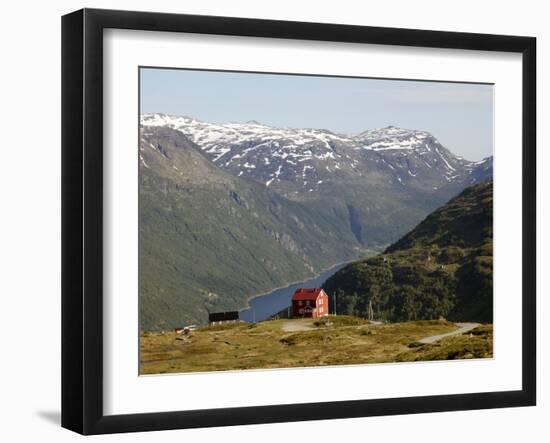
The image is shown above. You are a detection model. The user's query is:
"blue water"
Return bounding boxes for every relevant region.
[239,262,349,323]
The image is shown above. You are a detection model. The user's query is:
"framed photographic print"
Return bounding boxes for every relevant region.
[61,8,536,435]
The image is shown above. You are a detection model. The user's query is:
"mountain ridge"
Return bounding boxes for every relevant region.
[141,112,492,197]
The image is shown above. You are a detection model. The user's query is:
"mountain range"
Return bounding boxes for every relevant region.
[139,113,492,330]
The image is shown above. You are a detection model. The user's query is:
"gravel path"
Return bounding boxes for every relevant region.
[419,322,480,344]
[280,319,480,343]
[280,320,315,332]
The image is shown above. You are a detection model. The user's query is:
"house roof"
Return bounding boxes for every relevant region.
[292,288,326,301]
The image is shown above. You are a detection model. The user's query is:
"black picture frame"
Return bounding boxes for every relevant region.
[61,8,536,435]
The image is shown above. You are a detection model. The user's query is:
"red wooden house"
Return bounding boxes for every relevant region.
[291,288,329,318]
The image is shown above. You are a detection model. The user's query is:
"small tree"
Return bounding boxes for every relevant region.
[345,292,358,316]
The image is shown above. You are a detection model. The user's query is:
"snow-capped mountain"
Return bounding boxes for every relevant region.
[141,113,492,198]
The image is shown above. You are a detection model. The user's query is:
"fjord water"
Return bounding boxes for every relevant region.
[239,262,350,323]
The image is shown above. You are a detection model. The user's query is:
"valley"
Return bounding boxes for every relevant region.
[139,114,493,330]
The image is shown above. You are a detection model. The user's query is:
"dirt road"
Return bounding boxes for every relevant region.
[281,320,315,332]
[281,318,382,332]
[419,322,480,344]
[280,319,479,344]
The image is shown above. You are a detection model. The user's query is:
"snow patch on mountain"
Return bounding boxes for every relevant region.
[140,114,492,193]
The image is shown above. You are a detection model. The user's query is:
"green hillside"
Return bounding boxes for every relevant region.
[323,181,493,323]
[139,128,364,330]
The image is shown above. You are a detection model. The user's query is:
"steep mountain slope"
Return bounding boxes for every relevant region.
[323,181,493,323]
[139,127,364,330]
[141,113,492,246]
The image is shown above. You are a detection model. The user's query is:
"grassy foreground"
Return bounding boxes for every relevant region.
[140,316,493,374]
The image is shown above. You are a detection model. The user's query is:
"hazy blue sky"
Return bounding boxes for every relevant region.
[140,68,493,161]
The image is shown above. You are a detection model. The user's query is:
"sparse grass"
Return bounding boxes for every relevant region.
[139,318,492,374]
[393,324,493,362]
[313,315,369,327]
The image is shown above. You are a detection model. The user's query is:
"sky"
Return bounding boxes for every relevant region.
[140,68,494,161]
